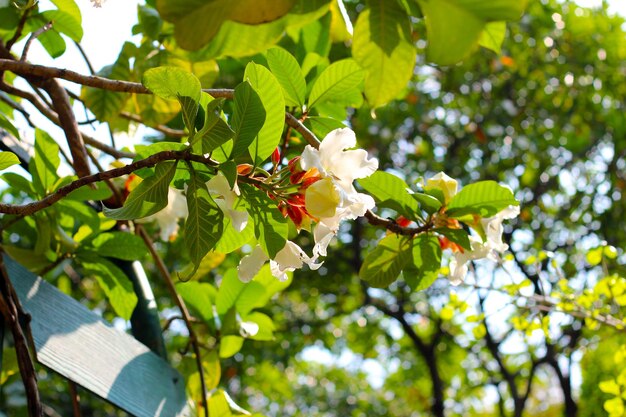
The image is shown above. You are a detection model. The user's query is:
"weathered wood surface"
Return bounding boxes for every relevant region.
[6,256,190,417]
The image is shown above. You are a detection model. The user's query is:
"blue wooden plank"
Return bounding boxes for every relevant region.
[6,256,190,417]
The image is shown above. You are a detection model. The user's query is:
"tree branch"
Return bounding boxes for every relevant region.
[0,149,216,216]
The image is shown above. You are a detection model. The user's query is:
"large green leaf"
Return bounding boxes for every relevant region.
[41,0,83,42]
[176,281,217,323]
[352,2,416,108]
[88,232,148,261]
[230,81,266,159]
[142,66,201,130]
[79,254,138,320]
[417,0,526,65]
[360,234,412,288]
[0,152,20,171]
[30,129,60,196]
[103,161,178,220]
[478,21,507,54]
[266,47,307,108]
[215,268,266,316]
[196,111,234,155]
[82,45,132,121]
[240,184,287,258]
[184,174,224,267]
[244,62,285,162]
[157,0,295,51]
[308,59,364,109]
[405,234,442,291]
[215,216,254,253]
[447,181,518,218]
[358,171,419,218]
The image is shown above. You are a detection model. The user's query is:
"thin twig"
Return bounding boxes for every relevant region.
[72,41,95,75]
[0,91,34,127]
[136,225,210,417]
[5,7,33,51]
[21,22,53,62]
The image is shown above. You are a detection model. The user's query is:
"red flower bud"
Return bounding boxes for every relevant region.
[271,148,281,165]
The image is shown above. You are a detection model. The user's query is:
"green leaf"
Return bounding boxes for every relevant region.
[181,1,329,59]
[417,0,526,65]
[66,181,113,201]
[195,103,235,154]
[243,311,275,341]
[358,171,419,218]
[352,2,416,107]
[79,254,138,320]
[184,173,224,267]
[142,66,201,102]
[447,181,518,217]
[244,62,285,163]
[251,264,292,306]
[0,113,20,139]
[81,49,131,121]
[103,161,177,220]
[308,59,364,109]
[219,335,244,358]
[412,192,442,215]
[88,232,148,261]
[240,184,288,258]
[208,390,232,417]
[230,81,266,159]
[479,21,507,53]
[30,129,60,196]
[157,0,295,51]
[56,199,101,232]
[436,227,471,251]
[219,160,238,189]
[216,268,249,315]
[176,281,217,323]
[215,215,254,253]
[0,151,20,171]
[266,47,307,108]
[41,0,83,42]
[305,116,346,138]
[360,234,412,288]
[405,234,441,291]
[142,66,201,130]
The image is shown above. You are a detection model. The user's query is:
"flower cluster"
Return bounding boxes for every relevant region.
[238,128,378,281]
[426,172,520,284]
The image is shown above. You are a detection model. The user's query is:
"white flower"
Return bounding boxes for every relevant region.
[270,241,322,281]
[481,205,520,253]
[424,172,458,204]
[300,128,378,258]
[237,242,321,282]
[137,188,188,241]
[206,173,248,232]
[448,205,520,285]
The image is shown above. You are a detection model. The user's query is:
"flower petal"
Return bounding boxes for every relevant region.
[237,246,268,282]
